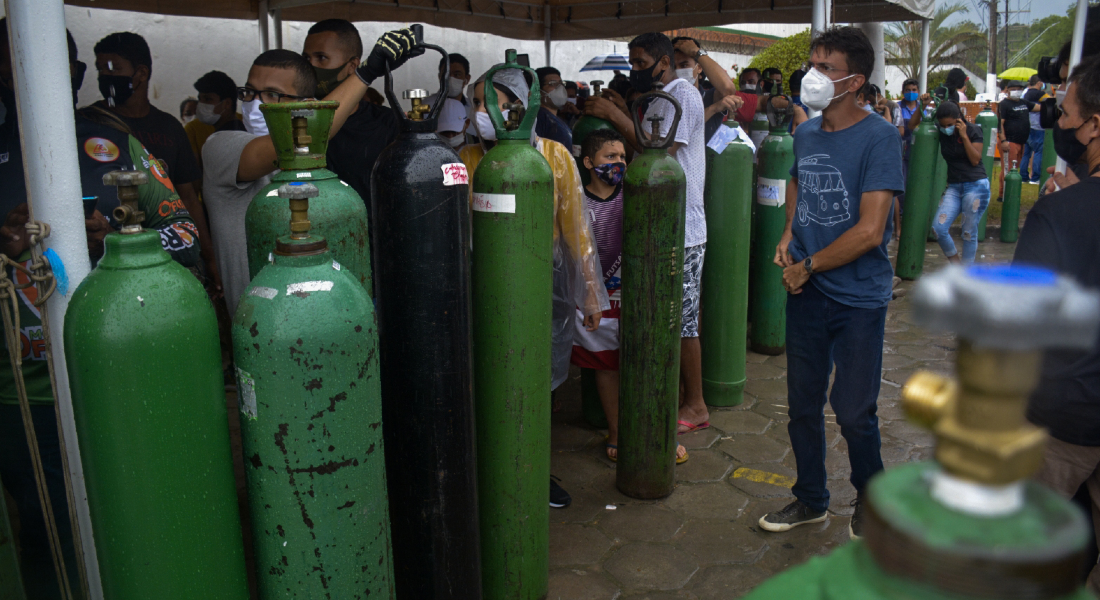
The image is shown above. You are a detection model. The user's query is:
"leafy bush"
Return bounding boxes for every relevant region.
[748,29,812,88]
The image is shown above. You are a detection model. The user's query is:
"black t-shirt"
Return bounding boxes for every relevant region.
[326,100,399,206]
[1023,88,1044,104]
[999,98,1033,144]
[99,102,202,186]
[934,86,960,105]
[1014,176,1100,446]
[938,122,986,183]
[701,87,724,143]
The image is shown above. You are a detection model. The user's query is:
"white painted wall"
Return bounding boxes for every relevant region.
[33,6,757,119]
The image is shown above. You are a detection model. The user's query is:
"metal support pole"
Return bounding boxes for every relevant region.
[543,2,551,67]
[3,0,101,598]
[812,0,827,37]
[272,8,283,50]
[258,0,270,53]
[1057,0,1090,177]
[859,22,885,93]
[919,19,931,92]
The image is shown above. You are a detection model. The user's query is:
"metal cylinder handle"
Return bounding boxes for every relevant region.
[482,49,542,141]
[630,89,682,150]
[383,27,448,124]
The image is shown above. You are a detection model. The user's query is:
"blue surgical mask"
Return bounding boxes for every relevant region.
[904,92,919,102]
[939,125,956,136]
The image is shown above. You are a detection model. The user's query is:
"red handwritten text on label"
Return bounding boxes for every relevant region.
[441,163,469,186]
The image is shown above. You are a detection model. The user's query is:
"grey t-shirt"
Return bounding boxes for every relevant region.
[202,131,274,314]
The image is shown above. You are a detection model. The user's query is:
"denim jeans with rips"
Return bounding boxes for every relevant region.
[932,178,990,264]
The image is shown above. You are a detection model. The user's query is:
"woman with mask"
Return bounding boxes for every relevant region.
[929,101,989,264]
[1013,55,1100,596]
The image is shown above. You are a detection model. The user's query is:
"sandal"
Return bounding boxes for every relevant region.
[676,444,689,465]
[606,443,618,462]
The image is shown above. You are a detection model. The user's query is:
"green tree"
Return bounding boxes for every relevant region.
[1011,7,1074,74]
[748,29,812,85]
[885,2,987,82]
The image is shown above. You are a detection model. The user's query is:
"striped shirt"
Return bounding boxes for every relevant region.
[585,183,624,303]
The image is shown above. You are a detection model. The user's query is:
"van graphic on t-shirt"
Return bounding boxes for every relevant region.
[796,154,851,227]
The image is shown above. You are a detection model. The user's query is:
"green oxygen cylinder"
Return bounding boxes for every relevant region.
[749,93,795,356]
[232,182,393,598]
[701,124,754,407]
[246,101,372,293]
[64,171,249,599]
[618,88,686,500]
[571,80,615,186]
[1040,127,1056,190]
[471,50,553,600]
[975,103,999,241]
[896,112,940,279]
[1001,160,1023,242]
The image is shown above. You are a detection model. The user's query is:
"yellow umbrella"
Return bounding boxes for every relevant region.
[999,67,1038,81]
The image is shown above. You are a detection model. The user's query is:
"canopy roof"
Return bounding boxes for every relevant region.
[65,0,933,41]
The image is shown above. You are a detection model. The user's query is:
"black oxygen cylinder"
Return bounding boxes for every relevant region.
[370,43,482,600]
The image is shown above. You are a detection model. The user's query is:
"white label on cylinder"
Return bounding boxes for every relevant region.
[286,281,334,295]
[757,177,787,207]
[237,368,257,419]
[472,193,516,214]
[296,172,312,178]
[441,163,469,186]
[987,128,998,157]
[332,260,341,271]
[249,286,278,299]
[571,144,582,157]
[266,189,279,197]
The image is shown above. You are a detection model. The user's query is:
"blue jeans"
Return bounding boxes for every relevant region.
[932,178,990,264]
[786,283,887,513]
[1021,129,1045,182]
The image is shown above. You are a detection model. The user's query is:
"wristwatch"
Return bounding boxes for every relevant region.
[695,48,708,59]
[803,256,814,275]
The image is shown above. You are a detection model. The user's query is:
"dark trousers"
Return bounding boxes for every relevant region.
[785,283,887,513]
[0,403,80,600]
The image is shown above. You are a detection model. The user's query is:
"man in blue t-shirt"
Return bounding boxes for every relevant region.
[757,26,904,541]
[534,66,575,150]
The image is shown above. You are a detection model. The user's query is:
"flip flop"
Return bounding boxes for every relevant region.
[606,443,618,462]
[677,420,710,435]
[676,445,689,465]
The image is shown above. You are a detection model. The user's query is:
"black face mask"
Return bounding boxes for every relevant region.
[1053,120,1089,164]
[630,60,666,94]
[98,74,134,107]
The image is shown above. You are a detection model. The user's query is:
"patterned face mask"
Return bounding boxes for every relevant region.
[593,161,627,186]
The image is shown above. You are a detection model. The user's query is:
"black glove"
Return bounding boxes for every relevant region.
[356,26,424,85]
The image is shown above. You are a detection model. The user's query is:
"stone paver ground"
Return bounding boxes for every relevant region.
[546,237,1018,599]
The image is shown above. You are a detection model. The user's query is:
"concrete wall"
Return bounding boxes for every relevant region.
[43,6,755,119]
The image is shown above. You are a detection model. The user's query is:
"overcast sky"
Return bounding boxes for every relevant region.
[943,0,1076,27]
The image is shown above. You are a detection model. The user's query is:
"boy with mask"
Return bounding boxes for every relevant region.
[763,26,903,540]
[584,32,711,438]
[205,28,421,313]
[1013,56,1100,595]
[534,66,573,149]
[426,53,472,108]
[998,80,1040,200]
[303,19,399,208]
[94,32,218,287]
[435,98,469,151]
[185,70,244,174]
[570,128,629,462]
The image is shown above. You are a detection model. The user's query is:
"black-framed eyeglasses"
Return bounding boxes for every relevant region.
[237,87,309,104]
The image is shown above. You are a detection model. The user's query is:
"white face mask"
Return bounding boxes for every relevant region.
[439,132,465,148]
[1009,89,1023,99]
[196,101,221,126]
[448,77,466,98]
[181,114,194,124]
[544,86,567,109]
[566,97,577,105]
[742,82,757,92]
[241,99,268,136]
[676,68,697,86]
[476,109,508,141]
[800,67,856,111]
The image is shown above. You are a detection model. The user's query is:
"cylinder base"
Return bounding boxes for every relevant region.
[703,377,746,407]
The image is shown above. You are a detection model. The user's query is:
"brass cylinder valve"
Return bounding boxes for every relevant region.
[290,109,314,155]
[903,265,1100,512]
[590,80,604,97]
[502,101,525,131]
[102,170,148,233]
[403,89,430,121]
[277,182,319,240]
